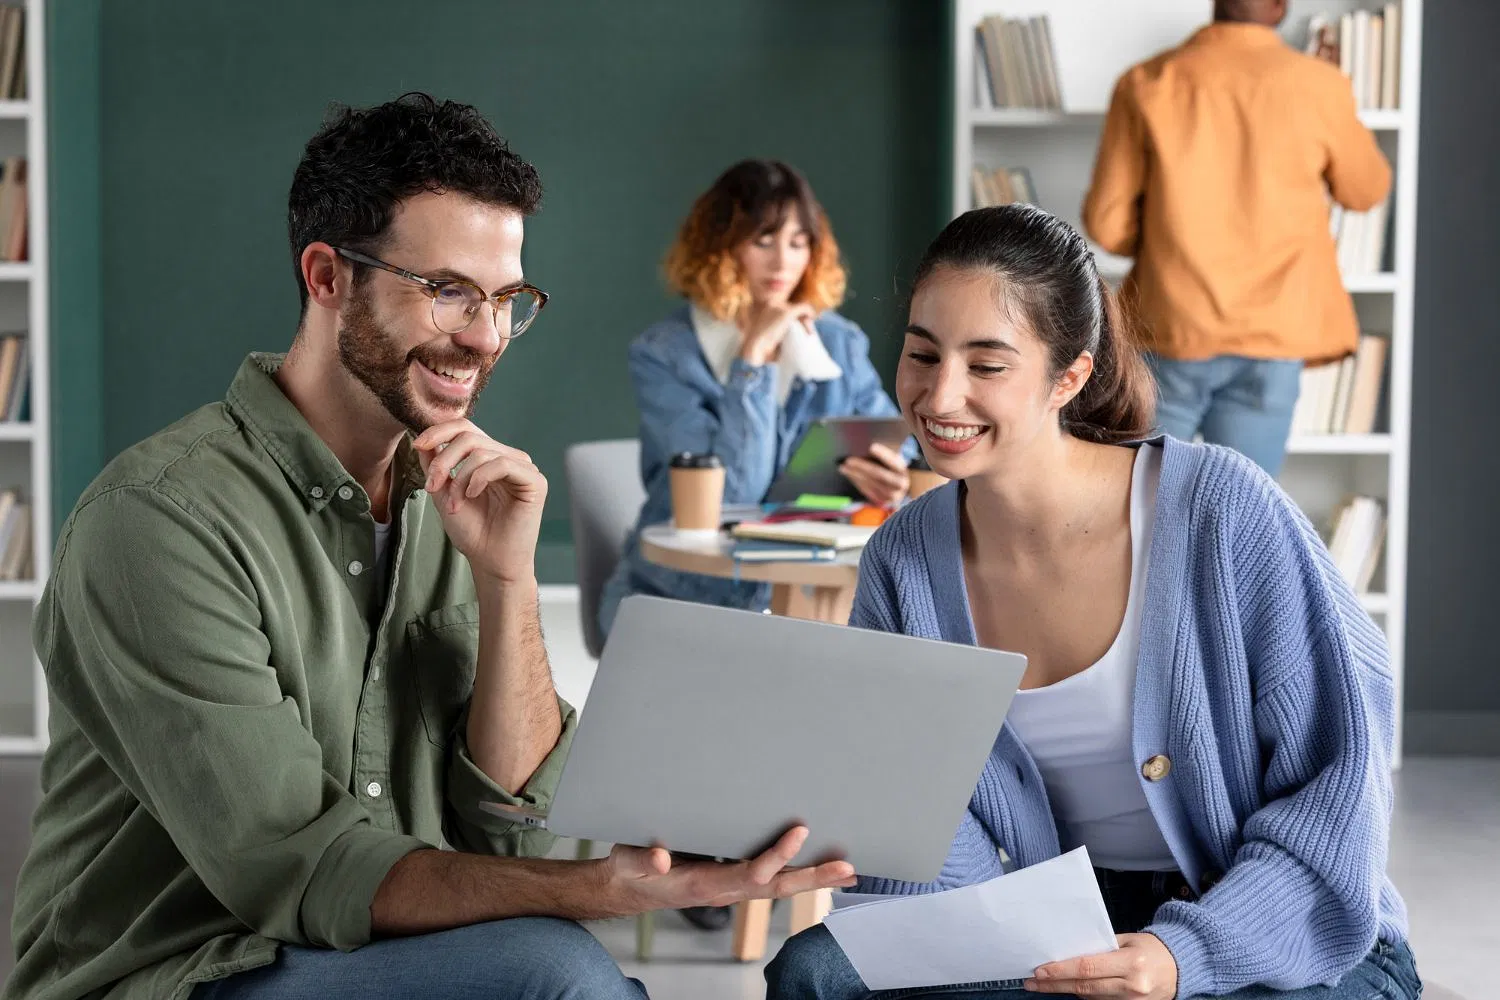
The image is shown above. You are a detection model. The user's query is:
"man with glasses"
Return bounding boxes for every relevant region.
[5,94,853,1000]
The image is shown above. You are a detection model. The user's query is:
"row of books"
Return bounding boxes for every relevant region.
[971,165,1037,209]
[1291,334,1388,437]
[0,5,25,102]
[0,333,26,422]
[1306,4,1401,111]
[1326,495,1385,595]
[1332,199,1390,277]
[0,487,32,581]
[0,158,28,262]
[973,14,1062,110]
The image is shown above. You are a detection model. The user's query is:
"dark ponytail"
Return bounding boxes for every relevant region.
[912,205,1156,445]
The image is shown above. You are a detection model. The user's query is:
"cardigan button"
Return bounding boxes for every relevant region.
[1141,755,1172,781]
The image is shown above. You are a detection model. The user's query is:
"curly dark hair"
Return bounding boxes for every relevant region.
[287,92,543,312]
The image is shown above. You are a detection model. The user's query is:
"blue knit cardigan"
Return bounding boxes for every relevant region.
[851,438,1407,997]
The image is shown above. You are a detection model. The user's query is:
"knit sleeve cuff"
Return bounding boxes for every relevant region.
[1145,906,1218,999]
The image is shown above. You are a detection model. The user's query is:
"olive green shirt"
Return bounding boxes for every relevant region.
[6,354,576,1000]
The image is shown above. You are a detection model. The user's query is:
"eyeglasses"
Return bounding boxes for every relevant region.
[332,246,548,339]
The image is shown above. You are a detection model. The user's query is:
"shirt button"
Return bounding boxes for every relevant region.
[338,485,355,501]
[348,560,364,576]
[365,781,382,798]
[310,486,325,499]
[1141,755,1172,782]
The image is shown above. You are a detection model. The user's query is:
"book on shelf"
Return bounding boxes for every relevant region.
[0,332,25,422]
[1306,3,1401,111]
[972,165,1037,209]
[1291,333,1388,436]
[1329,198,1390,276]
[0,487,31,581]
[0,5,24,102]
[729,520,876,551]
[973,14,1062,110]
[0,157,28,262]
[1325,495,1385,595]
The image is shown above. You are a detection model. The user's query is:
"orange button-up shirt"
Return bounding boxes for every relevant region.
[1083,22,1391,364]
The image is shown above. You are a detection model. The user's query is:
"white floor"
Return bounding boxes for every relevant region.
[536,592,1494,1000]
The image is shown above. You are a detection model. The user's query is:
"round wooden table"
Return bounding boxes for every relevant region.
[640,523,862,625]
[639,523,864,961]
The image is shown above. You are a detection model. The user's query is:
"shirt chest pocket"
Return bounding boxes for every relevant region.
[406,602,481,748]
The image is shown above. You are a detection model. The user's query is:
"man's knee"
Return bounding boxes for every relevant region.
[470,917,642,1000]
[765,924,858,1000]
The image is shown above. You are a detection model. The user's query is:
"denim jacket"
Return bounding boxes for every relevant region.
[598,304,900,635]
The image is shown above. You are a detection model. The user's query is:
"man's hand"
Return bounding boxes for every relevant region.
[413,420,545,586]
[1025,933,1178,999]
[605,826,856,914]
[739,302,815,366]
[840,442,910,508]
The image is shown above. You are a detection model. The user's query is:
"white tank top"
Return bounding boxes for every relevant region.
[1005,444,1176,871]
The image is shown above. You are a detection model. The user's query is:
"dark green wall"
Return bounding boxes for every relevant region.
[51,1,949,579]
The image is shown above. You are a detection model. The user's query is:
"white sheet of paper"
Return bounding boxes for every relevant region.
[822,847,1118,990]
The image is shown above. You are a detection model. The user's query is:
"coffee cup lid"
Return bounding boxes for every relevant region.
[670,452,723,469]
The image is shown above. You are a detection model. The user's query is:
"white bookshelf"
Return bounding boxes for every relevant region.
[0,0,49,755]
[953,0,1420,760]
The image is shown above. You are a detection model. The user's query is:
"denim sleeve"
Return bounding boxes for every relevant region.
[630,338,779,504]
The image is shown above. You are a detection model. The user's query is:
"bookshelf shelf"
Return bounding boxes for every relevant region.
[1345,272,1400,293]
[1359,109,1406,131]
[971,108,1100,127]
[0,0,49,755]
[955,0,1420,761]
[0,579,37,601]
[1286,433,1393,455]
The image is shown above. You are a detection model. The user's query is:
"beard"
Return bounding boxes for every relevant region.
[337,287,496,433]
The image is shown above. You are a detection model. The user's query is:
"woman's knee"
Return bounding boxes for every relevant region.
[765,924,865,1000]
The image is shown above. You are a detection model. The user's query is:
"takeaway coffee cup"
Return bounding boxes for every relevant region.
[668,453,726,534]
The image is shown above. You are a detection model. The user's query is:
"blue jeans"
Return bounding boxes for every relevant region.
[193,917,648,1000]
[1146,354,1302,476]
[765,869,1422,1000]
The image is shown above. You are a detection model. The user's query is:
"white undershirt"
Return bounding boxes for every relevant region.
[1005,444,1176,871]
[372,517,394,585]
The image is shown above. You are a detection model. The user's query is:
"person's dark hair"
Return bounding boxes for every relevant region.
[287,92,542,313]
[912,204,1156,445]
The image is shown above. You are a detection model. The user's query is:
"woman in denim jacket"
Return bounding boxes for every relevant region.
[598,160,909,639]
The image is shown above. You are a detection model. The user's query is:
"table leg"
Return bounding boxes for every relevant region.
[770,583,855,625]
[788,888,834,936]
[731,898,773,962]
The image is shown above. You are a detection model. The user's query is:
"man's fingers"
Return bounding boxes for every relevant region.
[743,826,809,885]
[458,456,547,502]
[610,844,672,879]
[764,860,858,899]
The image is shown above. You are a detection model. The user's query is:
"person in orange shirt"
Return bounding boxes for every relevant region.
[1083,0,1391,475]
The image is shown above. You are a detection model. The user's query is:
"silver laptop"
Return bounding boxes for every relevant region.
[482,595,1026,883]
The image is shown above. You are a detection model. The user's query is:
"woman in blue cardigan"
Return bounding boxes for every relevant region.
[766,206,1419,1000]
[598,160,910,638]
